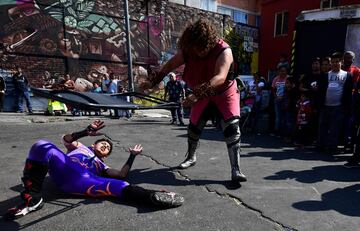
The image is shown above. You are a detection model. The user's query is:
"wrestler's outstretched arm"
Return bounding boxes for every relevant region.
[103,144,143,180]
[62,119,105,152]
[141,50,185,90]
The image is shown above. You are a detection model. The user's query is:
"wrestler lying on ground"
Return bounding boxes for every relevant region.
[4,120,184,220]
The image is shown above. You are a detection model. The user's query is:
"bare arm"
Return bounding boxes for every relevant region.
[209,48,233,90]
[159,50,185,76]
[150,51,185,87]
[183,48,233,107]
[104,144,143,179]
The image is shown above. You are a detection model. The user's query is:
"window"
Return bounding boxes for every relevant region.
[200,0,217,12]
[321,0,339,9]
[217,6,249,24]
[233,10,248,24]
[274,11,288,36]
[256,15,261,27]
[217,6,232,16]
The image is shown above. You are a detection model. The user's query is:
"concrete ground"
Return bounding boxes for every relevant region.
[0,111,359,231]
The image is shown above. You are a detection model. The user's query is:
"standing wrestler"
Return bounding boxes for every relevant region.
[5,120,184,220]
[142,18,246,182]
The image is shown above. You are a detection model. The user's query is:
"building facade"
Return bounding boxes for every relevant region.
[259,0,359,79]
[169,0,261,26]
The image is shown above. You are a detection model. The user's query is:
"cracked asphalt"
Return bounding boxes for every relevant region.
[0,112,359,231]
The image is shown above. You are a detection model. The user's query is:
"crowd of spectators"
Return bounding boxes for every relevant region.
[258,51,360,168]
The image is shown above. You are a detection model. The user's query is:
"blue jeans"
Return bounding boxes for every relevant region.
[318,106,343,147]
[17,90,33,112]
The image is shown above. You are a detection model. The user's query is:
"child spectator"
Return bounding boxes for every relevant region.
[295,92,313,148]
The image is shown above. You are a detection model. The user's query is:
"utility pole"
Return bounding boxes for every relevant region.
[124,0,134,94]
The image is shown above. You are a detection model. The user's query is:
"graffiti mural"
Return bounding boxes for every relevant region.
[0,0,254,110]
[225,23,259,75]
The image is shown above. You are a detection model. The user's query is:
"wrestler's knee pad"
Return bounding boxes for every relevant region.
[223,119,241,146]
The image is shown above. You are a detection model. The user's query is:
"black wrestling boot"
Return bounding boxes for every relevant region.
[178,140,198,169]
[4,159,48,220]
[228,143,247,182]
[122,185,184,208]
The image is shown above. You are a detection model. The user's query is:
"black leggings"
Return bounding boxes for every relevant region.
[121,185,156,205]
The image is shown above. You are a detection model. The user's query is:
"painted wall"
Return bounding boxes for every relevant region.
[225,23,259,75]
[0,0,241,110]
[259,0,360,79]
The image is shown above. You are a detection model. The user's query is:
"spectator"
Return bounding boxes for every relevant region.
[106,73,120,118]
[295,92,313,148]
[164,72,185,126]
[107,73,118,94]
[272,65,289,135]
[248,72,266,133]
[343,51,360,84]
[101,74,110,93]
[283,77,298,141]
[299,57,328,142]
[342,51,360,151]
[0,75,5,112]
[12,67,33,114]
[63,74,75,90]
[317,52,353,153]
[117,85,131,118]
[344,74,360,168]
[277,53,290,71]
[91,81,102,93]
[321,57,331,74]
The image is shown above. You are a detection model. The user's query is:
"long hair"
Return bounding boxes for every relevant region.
[178,18,219,55]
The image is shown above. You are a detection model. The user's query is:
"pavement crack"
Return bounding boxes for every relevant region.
[139,152,297,231]
[110,140,297,231]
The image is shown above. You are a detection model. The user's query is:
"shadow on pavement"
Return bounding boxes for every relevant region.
[264,165,360,184]
[293,184,360,217]
[127,167,241,190]
[177,128,225,142]
[243,148,349,163]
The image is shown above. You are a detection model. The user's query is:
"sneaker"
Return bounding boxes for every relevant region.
[4,194,43,220]
[343,161,360,168]
[150,191,184,208]
[179,122,185,126]
[170,120,177,125]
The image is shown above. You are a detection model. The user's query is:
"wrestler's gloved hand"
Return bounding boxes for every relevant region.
[141,69,167,91]
[182,94,198,108]
[87,119,106,136]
